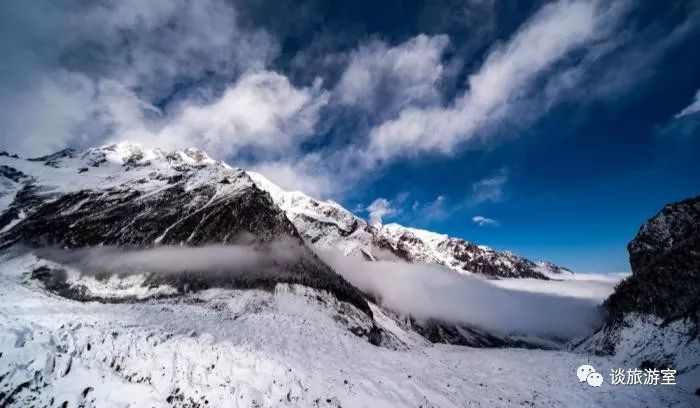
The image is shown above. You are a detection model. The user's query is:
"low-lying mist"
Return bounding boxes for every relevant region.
[33,243,606,340]
[32,241,374,316]
[319,251,605,341]
[37,241,306,277]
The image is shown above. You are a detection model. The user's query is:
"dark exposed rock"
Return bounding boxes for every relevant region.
[410,319,549,349]
[442,238,550,279]
[604,195,700,324]
[0,182,298,248]
[0,151,20,159]
[375,230,554,279]
[27,148,78,167]
[0,165,28,183]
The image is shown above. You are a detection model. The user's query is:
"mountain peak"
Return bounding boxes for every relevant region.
[94,141,217,166]
[2,143,571,280]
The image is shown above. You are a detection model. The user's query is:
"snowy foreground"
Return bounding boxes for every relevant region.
[0,256,696,407]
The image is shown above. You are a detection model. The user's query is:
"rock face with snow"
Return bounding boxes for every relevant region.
[0,143,372,318]
[577,196,700,373]
[249,172,571,279]
[0,142,566,349]
[606,195,700,322]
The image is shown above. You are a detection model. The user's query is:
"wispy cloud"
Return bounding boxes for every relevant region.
[675,90,700,118]
[336,34,449,119]
[469,169,508,206]
[472,215,498,226]
[420,195,449,221]
[366,0,623,162]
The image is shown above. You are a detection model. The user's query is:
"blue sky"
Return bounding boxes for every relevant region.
[1,0,699,272]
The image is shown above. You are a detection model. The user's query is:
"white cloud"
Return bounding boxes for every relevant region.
[321,252,603,340]
[470,170,507,205]
[1,0,690,203]
[336,34,449,117]
[249,158,336,199]
[366,0,618,162]
[0,71,96,156]
[0,0,279,156]
[147,72,328,157]
[421,195,449,221]
[675,89,700,118]
[472,215,498,226]
[367,198,396,225]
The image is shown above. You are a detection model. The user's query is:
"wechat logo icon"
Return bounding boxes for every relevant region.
[577,364,604,387]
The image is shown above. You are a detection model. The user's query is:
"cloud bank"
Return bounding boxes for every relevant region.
[321,252,604,340]
[37,242,607,341]
[37,243,306,277]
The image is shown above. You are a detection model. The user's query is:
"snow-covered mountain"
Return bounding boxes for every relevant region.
[0,142,559,347]
[1,141,570,280]
[1,142,698,406]
[249,171,572,279]
[0,142,375,319]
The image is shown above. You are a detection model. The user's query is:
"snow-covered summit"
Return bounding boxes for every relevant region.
[2,143,698,406]
[0,141,251,203]
[28,141,219,169]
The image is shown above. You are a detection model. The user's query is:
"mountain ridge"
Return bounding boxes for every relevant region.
[1,141,571,280]
[0,141,375,319]
[0,140,568,349]
[247,170,572,279]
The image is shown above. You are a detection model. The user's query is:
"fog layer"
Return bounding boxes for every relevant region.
[37,241,305,276]
[36,243,605,340]
[320,251,605,340]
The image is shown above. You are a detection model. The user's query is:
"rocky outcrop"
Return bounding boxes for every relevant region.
[577,196,700,372]
[605,195,700,323]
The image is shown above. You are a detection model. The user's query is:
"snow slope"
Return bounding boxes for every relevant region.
[1,253,696,407]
